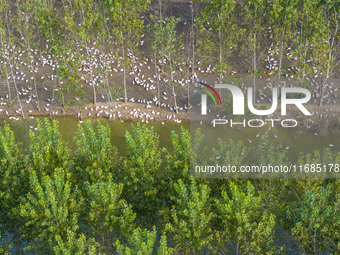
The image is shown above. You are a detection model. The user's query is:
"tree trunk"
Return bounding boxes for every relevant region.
[278,0,288,85]
[91,65,96,105]
[319,78,325,106]
[188,70,191,113]
[5,71,12,104]
[103,57,113,107]
[320,32,334,107]
[14,224,21,255]
[33,77,40,111]
[159,0,165,75]
[278,32,284,84]
[123,48,127,104]
[169,56,177,112]
[219,29,222,83]
[253,32,257,104]
[10,62,25,119]
[27,44,40,111]
[61,92,65,111]
[85,45,97,105]
[191,2,195,75]
[155,51,161,108]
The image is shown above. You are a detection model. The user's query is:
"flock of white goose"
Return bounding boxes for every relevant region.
[0,39,338,127]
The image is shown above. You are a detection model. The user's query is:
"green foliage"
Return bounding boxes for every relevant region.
[54,229,101,255]
[105,0,150,103]
[166,178,214,254]
[167,126,191,180]
[240,0,267,78]
[254,132,287,166]
[20,168,82,253]
[28,119,70,175]
[0,230,11,255]
[85,180,136,252]
[190,127,208,173]
[161,16,183,61]
[297,147,338,167]
[0,119,338,253]
[151,15,183,111]
[123,122,164,226]
[196,0,243,80]
[0,0,338,253]
[0,124,26,252]
[73,120,120,184]
[115,227,173,255]
[213,138,247,167]
[267,0,299,79]
[157,233,174,255]
[0,124,25,196]
[105,0,149,42]
[215,181,276,254]
[287,186,340,254]
[290,0,331,80]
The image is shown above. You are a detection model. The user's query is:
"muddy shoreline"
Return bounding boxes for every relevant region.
[1,99,339,132]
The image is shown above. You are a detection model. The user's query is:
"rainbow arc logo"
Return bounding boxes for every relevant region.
[196,82,312,116]
[197,82,222,106]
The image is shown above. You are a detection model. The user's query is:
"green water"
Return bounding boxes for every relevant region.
[0,117,189,154]
[191,121,340,163]
[0,117,339,163]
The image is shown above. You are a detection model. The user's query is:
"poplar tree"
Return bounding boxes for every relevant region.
[62,0,101,105]
[115,227,173,255]
[289,0,329,86]
[54,229,101,255]
[106,0,150,104]
[0,0,12,104]
[268,0,298,82]
[162,16,183,113]
[14,0,41,111]
[85,180,135,253]
[166,179,214,254]
[147,13,164,108]
[123,122,164,227]
[241,0,267,103]
[73,121,120,184]
[20,168,83,254]
[215,181,276,254]
[0,2,26,117]
[287,186,340,254]
[0,125,26,254]
[196,0,242,82]
[312,1,340,106]
[28,119,70,176]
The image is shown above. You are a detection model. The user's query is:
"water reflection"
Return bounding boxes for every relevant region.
[0,117,338,163]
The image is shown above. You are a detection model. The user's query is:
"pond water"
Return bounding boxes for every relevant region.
[0,117,339,163]
[0,117,189,155]
[191,121,340,163]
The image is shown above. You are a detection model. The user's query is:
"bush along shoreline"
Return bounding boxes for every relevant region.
[0,119,339,254]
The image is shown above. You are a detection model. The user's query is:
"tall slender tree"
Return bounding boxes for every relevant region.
[20,168,83,254]
[0,125,27,254]
[63,0,101,105]
[241,0,267,103]
[196,0,242,82]
[162,16,183,113]
[106,0,150,104]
